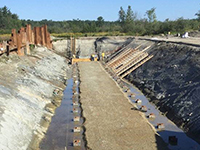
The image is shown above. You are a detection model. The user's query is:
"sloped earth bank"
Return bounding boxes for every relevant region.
[0,46,70,150]
[125,41,200,144]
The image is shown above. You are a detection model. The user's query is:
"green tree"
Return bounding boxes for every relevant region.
[144,7,157,35]
[124,6,138,34]
[174,17,189,33]
[195,10,200,20]
[97,16,104,27]
[118,7,126,23]
[126,6,134,22]
[146,7,157,23]
[0,6,22,33]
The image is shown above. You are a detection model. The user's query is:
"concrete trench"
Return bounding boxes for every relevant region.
[1,36,200,149]
[35,56,200,150]
[21,37,128,150]
[42,38,200,149]
[38,63,87,150]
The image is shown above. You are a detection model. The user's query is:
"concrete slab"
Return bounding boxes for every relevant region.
[79,61,167,150]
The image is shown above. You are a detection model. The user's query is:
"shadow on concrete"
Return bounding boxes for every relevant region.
[155,134,169,150]
[155,130,200,150]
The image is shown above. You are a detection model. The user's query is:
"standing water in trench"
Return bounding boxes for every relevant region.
[40,66,85,150]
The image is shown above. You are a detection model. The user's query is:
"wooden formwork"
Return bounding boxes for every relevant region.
[120,55,154,78]
[106,44,154,78]
[116,52,149,75]
[0,24,52,57]
[110,49,139,70]
[71,58,98,64]
[107,45,141,68]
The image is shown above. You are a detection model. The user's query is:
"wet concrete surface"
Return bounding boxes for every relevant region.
[40,77,85,150]
[122,80,200,150]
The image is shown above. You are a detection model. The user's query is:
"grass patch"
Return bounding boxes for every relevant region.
[51,32,127,38]
[0,34,10,42]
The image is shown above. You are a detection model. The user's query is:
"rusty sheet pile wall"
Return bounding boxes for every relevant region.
[0,24,52,56]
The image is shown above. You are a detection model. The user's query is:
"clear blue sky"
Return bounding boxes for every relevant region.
[0,0,199,21]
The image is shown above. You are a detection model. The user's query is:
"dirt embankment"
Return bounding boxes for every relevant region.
[0,45,70,150]
[126,41,200,143]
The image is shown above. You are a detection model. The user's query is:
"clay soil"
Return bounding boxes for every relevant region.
[79,62,168,150]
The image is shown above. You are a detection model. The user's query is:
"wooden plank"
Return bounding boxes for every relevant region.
[112,49,140,70]
[121,55,154,78]
[116,53,149,75]
[107,44,142,67]
[26,24,32,43]
[20,27,26,45]
[1,25,53,57]
[31,30,35,44]
[106,40,134,62]
[46,32,52,49]
[11,29,17,47]
[71,37,76,55]
[40,26,45,46]
[26,41,30,55]
[34,27,40,45]
[115,45,152,73]
[72,58,98,64]
[107,48,132,67]
[115,51,146,74]
[106,47,130,66]
[44,25,48,46]
[109,48,135,68]
[108,46,128,60]
[73,37,76,55]
[17,33,23,56]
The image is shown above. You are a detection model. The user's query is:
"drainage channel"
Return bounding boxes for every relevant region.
[107,70,200,150]
[40,64,86,150]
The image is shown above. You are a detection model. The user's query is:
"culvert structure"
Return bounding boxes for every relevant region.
[1,36,200,150]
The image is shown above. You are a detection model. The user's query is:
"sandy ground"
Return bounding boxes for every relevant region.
[79,61,168,150]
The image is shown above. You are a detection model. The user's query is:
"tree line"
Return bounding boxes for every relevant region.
[0,6,200,36]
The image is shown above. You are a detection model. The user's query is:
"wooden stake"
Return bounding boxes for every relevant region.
[17,33,23,56]
[26,41,30,55]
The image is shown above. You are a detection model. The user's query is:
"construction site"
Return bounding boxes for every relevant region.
[0,25,200,150]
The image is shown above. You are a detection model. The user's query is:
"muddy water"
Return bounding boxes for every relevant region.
[40,78,85,150]
[122,80,200,150]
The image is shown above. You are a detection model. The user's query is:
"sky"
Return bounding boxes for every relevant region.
[0,0,199,21]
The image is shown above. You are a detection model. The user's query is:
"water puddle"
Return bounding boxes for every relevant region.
[122,80,200,150]
[40,66,85,150]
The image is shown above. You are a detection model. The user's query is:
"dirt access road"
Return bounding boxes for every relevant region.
[138,36,200,46]
[79,62,168,150]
